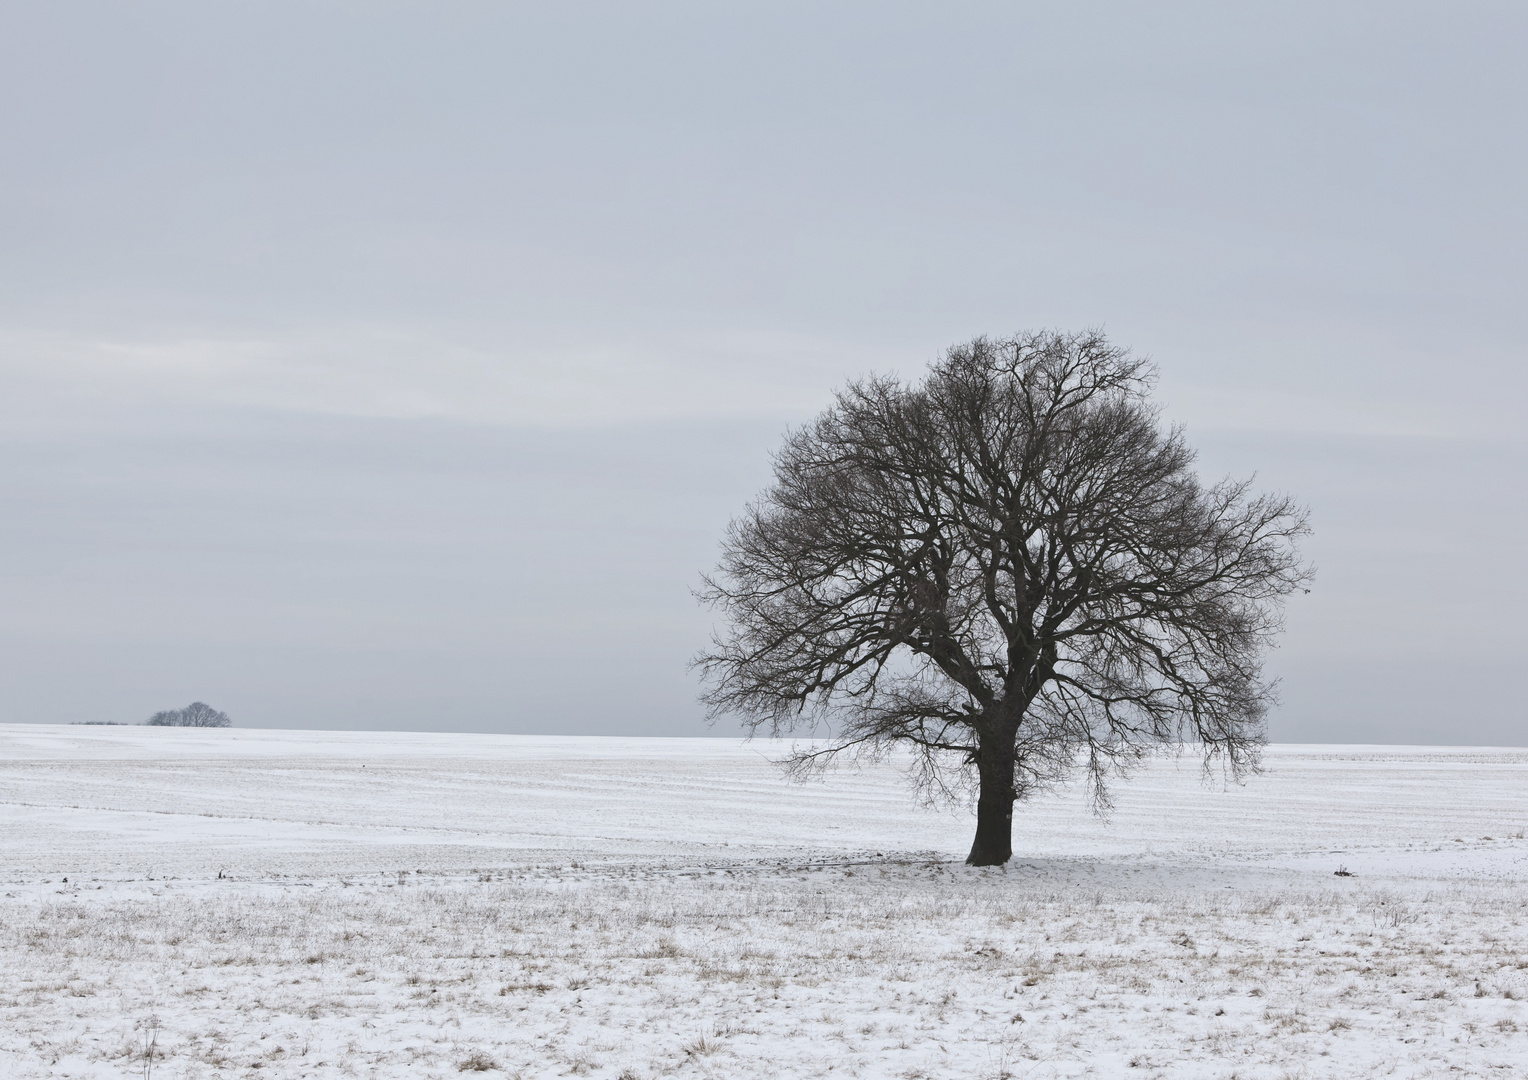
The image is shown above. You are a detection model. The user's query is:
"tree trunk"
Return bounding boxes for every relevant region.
[966,732,1016,866]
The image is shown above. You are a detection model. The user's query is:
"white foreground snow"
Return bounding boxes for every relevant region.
[2,724,1526,1079]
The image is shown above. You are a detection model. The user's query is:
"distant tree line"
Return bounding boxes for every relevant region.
[145,702,232,728]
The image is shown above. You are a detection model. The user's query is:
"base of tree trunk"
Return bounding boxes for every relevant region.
[965,796,1014,866]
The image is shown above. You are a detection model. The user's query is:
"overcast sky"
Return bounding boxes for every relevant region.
[2,2,1524,743]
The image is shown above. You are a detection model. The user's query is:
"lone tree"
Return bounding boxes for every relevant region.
[697,331,1310,865]
[146,701,232,728]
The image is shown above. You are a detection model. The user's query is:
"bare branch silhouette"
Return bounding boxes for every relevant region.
[697,331,1311,865]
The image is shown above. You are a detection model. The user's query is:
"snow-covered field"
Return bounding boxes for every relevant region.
[3,725,1526,1079]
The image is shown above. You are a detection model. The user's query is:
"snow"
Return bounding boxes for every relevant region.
[2,724,1526,1078]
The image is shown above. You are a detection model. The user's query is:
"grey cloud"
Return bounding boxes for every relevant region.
[1,2,1523,740]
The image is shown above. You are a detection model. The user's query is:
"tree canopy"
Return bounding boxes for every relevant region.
[697,331,1311,864]
[146,702,232,728]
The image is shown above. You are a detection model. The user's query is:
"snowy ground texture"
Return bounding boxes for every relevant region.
[3,725,1527,1080]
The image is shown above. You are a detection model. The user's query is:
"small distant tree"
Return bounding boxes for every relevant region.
[697,331,1311,865]
[146,702,232,728]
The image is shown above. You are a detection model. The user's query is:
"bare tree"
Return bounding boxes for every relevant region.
[146,702,232,728]
[696,331,1311,865]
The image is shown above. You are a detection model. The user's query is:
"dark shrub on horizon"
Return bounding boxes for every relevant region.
[146,702,232,728]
